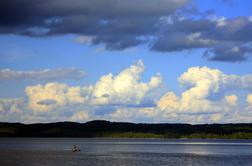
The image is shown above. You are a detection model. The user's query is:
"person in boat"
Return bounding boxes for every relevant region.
[72,145,80,152]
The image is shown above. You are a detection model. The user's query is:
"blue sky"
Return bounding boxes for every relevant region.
[0,0,252,123]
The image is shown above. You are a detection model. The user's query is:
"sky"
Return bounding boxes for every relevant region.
[0,0,252,124]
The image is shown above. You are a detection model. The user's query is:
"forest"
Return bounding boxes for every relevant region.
[1,120,252,139]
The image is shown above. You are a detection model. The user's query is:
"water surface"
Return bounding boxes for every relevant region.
[0,138,252,166]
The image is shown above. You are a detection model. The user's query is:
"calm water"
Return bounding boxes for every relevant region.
[0,138,252,166]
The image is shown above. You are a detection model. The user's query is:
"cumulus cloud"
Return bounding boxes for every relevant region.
[70,111,89,122]
[0,98,24,113]
[210,113,223,123]
[24,60,162,113]
[91,60,162,105]
[25,83,89,112]
[225,95,238,106]
[1,62,252,123]
[157,66,252,115]
[103,107,158,122]
[0,68,85,81]
[157,92,180,111]
[247,94,252,105]
[157,66,223,113]
[0,60,161,122]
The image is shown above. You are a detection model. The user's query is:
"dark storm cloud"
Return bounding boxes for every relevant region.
[93,35,144,50]
[151,16,252,62]
[0,0,188,50]
[1,0,252,62]
[0,0,187,27]
[203,44,252,62]
[151,32,213,52]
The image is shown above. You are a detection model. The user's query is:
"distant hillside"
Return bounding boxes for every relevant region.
[1,120,252,139]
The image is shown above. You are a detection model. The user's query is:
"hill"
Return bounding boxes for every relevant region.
[1,120,252,139]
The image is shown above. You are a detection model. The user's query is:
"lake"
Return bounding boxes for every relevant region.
[0,138,252,166]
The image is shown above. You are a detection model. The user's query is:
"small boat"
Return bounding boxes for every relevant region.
[72,145,81,152]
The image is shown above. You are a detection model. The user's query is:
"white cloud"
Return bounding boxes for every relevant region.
[157,92,179,111]
[0,68,85,81]
[157,66,224,113]
[25,83,89,112]
[24,60,162,113]
[0,98,24,113]
[103,107,157,122]
[138,107,157,118]
[156,66,252,116]
[1,63,252,124]
[210,114,222,123]
[247,94,252,105]
[91,60,162,105]
[104,108,134,122]
[70,111,89,122]
[225,95,238,106]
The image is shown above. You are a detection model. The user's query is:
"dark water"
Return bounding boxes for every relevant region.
[0,138,252,166]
